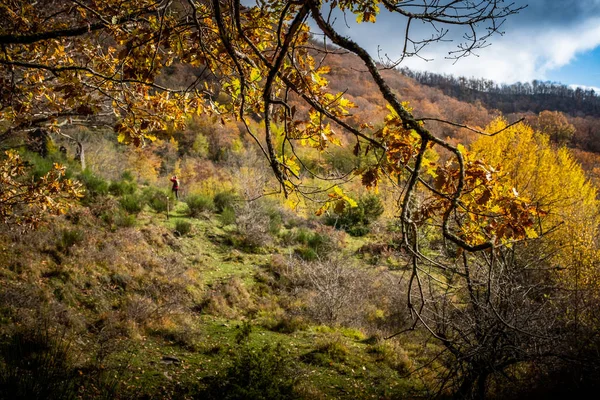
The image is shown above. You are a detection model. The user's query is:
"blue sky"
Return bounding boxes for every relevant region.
[314,0,600,91]
[548,47,600,90]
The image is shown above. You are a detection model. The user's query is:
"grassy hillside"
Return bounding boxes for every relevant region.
[0,177,449,399]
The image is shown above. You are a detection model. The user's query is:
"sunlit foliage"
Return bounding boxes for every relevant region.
[0,151,83,228]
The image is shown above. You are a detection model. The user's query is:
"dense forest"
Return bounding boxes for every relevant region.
[2,1,600,400]
[401,68,600,117]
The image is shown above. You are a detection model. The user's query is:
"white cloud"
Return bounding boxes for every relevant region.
[320,2,600,86]
[569,84,600,92]
[383,17,600,84]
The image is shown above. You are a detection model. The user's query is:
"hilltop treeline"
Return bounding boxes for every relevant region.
[401,68,600,117]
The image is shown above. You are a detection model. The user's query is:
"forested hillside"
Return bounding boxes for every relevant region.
[393,68,600,186]
[2,1,600,399]
[401,68,600,117]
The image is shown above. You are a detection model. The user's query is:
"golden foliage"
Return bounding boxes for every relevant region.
[0,0,536,248]
[471,118,600,286]
[0,151,83,228]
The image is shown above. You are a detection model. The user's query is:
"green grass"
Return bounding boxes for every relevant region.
[0,201,430,399]
[110,316,418,399]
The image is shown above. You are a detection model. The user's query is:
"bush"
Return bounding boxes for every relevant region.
[114,211,136,227]
[57,229,84,255]
[269,315,307,334]
[220,206,236,226]
[143,187,170,213]
[0,322,123,400]
[347,224,370,237]
[78,169,109,198]
[324,193,384,236]
[175,220,192,236]
[293,228,312,245]
[108,179,137,196]
[285,227,339,259]
[22,150,77,180]
[0,328,77,400]
[263,204,283,236]
[26,152,57,179]
[198,341,298,400]
[294,247,318,262]
[276,257,371,325]
[119,194,144,214]
[315,336,349,362]
[120,170,135,182]
[323,146,358,174]
[234,203,272,250]
[367,341,412,374]
[213,191,239,213]
[186,194,215,217]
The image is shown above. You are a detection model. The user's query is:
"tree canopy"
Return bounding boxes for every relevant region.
[1,0,532,239]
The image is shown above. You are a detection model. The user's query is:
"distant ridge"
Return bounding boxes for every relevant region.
[400,68,600,117]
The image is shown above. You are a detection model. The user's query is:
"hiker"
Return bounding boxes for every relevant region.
[170,175,180,199]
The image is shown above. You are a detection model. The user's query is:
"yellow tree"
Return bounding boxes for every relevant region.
[471,117,600,293]
[408,119,600,398]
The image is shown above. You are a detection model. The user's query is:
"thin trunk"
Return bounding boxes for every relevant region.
[76,142,85,170]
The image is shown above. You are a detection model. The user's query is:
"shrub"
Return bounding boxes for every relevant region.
[323,146,358,174]
[186,194,215,217]
[89,195,117,216]
[367,341,412,374]
[108,179,137,196]
[78,169,109,198]
[286,227,339,259]
[306,231,331,252]
[0,322,124,400]
[0,328,77,400]
[220,206,236,226]
[199,277,254,318]
[175,220,192,236]
[347,224,370,237]
[213,191,239,213]
[198,341,298,400]
[26,152,56,179]
[269,315,307,334]
[114,211,136,228]
[277,257,371,326]
[324,193,384,236]
[234,203,272,250]
[143,187,169,213]
[294,228,312,245]
[263,203,283,236]
[147,314,199,350]
[294,247,318,262]
[57,229,84,254]
[119,194,144,214]
[359,194,385,223]
[300,335,350,367]
[315,336,349,362]
[120,170,135,182]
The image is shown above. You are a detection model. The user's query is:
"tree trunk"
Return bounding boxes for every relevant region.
[75,142,85,170]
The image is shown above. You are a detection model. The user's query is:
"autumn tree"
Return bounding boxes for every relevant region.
[471,117,600,321]
[534,110,576,145]
[436,118,600,398]
[381,118,600,398]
